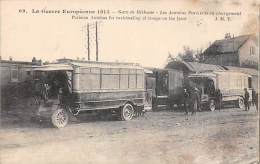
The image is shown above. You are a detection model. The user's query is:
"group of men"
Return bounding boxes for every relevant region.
[183,87,258,115]
[183,87,203,115]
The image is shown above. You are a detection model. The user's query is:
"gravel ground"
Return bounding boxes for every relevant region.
[0,107,259,164]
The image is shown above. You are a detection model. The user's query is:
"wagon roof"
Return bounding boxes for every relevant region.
[165,60,224,73]
[189,70,252,78]
[189,72,217,78]
[183,62,224,73]
[222,66,258,76]
[144,69,153,74]
[213,70,252,77]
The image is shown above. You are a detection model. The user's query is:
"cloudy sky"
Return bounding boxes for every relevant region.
[1,0,259,67]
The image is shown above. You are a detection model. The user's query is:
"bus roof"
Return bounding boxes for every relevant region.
[34,61,143,71]
[33,64,73,71]
[71,62,143,69]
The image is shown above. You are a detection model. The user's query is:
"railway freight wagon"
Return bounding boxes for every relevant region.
[144,69,155,111]
[32,61,145,128]
[149,69,184,110]
[188,71,252,111]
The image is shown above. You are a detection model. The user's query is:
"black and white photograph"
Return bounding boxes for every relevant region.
[0,0,259,163]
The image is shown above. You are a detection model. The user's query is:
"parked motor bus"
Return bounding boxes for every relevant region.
[188,71,252,111]
[31,61,145,128]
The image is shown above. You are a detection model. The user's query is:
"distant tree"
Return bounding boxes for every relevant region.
[32,57,37,63]
[165,47,205,67]
[167,53,174,62]
[43,61,50,65]
[38,59,42,65]
[177,46,195,62]
[163,53,175,67]
[194,48,204,62]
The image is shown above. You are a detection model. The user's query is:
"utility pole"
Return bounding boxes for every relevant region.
[95,21,99,61]
[82,21,100,61]
[87,23,90,61]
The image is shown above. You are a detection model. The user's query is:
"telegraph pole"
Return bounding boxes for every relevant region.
[87,23,90,61]
[82,21,100,61]
[95,21,99,61]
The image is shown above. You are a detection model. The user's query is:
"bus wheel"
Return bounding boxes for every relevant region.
[238,97,244,109]
[209,100,216,111]
[120,103,134,121]
[51,109,69,128]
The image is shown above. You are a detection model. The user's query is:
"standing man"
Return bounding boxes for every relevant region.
[183,88,190,115]
[244,88,250,111]
[256,92,258,112]
[251,89,256,108]
[215,89,222,111]
[191,87,199,115]
[198,87,202,112]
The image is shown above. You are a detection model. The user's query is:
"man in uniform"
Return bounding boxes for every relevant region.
[244,88,250,111]
[251,89,257,109]
[252,90,258,112]
[197,87,202,112]
[191,87,199,115]
[215,89,222,111]
[256,92,258,112]
[183,88,190,115]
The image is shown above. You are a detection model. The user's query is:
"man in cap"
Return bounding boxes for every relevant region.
[244,88,250,111]
[183,88,190,115]
[215,89,222,111]
[191,87,200,115]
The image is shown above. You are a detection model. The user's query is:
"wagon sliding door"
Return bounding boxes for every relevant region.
[155,70,168,96]
[168,70,184,104]
[154,70,169,109]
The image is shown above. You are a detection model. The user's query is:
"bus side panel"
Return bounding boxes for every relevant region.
[73,90,145,110]
[217,72,252,101]
[71,66,145,111]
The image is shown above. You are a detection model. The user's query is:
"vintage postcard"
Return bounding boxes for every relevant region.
[0,0,259,164]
